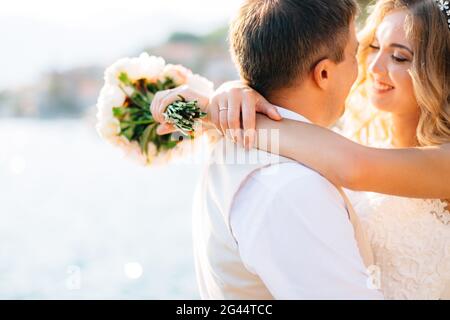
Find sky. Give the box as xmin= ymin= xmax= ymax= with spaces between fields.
xmin=0 ymin=0 xmax=244 ymax=90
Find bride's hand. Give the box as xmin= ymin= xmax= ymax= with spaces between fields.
xmin=150 ymin=84 xmax=210 ymax=135
xmin=209 ymin=81 xmax=282 ymax=149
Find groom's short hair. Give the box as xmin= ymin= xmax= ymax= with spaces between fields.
xmin=230 ymin=0 xmax=358 ymax=97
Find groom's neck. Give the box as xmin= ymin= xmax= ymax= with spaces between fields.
xmin=268 ymin=86 xmax=329 ymax=127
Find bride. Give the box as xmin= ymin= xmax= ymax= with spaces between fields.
xmin=152 ymin=0 xmax=450 ymax=299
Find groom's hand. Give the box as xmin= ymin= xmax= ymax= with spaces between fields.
xmin=150 ymin=85 xmax=210 ymax=135
xmin=209 ymin=81 xmax=282 ymax=149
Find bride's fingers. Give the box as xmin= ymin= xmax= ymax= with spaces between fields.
xmin=151 ymin=90 xmax=171 ymax=123
xmin=150 ymin=94 xmax=161 ymax=123
xmin=156 ymin=123 xmax=176 ymax=135
xmin=227 ymin=91 xmax=242 ymax=144
xmin=256 ymin=99 xmax=282 ymax=121
xmin=218 ymin=96 xmax=230 ymax=138
xmin=208 ymin=96 xmax=220 ymax=131
xmin=242 ymin=91 xmax=256 ymax=149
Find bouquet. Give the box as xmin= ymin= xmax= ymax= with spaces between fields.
xmin=96 ymin=53 xmax=214 ymax=165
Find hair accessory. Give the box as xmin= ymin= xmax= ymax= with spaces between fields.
xmin=435 ymin=0 xmax=450 ymax=30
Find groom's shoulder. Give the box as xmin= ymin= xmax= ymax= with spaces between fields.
xmin=254 ymin=162 xmax=341 ymax=200
xmin=232 ymin=162 xmax=346 ymax=227
xmin=254 ymin=162 xmax=327 ymax=187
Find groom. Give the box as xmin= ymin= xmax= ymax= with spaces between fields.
xmin=192 ymin=0 xmax=384 ymax=300
xmin=154 ymin=0 xmax=383 ymax=299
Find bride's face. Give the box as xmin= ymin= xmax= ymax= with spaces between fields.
xmin=366 ymin=9 xmax=419 ymax=116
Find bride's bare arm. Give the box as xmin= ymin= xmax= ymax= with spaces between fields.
xmin=149 ymin=82 xmax=450 ymax=199
xmin=254 ymin=114 xmax=450 ymax=199
xmin=209 ymin=81 xmax=450 ymax=199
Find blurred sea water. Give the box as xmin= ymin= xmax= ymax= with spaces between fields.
xmin=0 ymin=119 xmax=202 ymax=299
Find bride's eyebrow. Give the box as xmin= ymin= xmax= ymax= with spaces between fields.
xmin=390 ymin=43 xmax=413 ymax=55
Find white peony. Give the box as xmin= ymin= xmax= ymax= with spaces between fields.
xmin=150 ymin=149 xmax=173 ymax=167
xmin=110 ymin=135 xmax=130 ymax=148
xmin=96 ymin=84 xmax=127 ymax=140
xmin=136 ymin=53 xmax=166 ymax=81
xmin=104 ymin=57 xmax=132 ymax=86
xmin=186 ymin=74 xmax=214 ymax=97
xmin=161 ymin=64 xmax=192 ymax=85
xmin=124 ymin=141 xmax=148 ymax=166
xmin=104 ymin=53 xmax=166 ymax=85
xmin=97 ymin=84 xmax=127 ymax=111
xmin=96 ymin=118 xmax=121 ymax=140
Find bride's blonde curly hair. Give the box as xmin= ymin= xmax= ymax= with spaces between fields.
xmin=346 ymin=0 xmax=450 ymax=146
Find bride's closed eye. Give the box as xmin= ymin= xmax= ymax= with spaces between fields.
xmin=391 ymin=54 xmax=409 ymax=63
xmin=368 ymin=44 xmax=411 ymax=64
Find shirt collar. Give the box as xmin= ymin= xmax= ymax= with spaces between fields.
xmin=275 ymin=106 xmax=311 ymax=124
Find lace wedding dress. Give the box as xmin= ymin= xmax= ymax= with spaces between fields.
xmin=352 ymin=192 xmax=450 ymax=300
xmin=338 ymin=118 xmax=450 ymax=299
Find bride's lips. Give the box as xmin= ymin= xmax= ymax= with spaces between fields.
xmin=371 ymin=80 xmax=395 ymax=95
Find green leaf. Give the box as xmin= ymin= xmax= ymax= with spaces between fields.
xmin=113 ymin=106 xmax=127 ymax=118
xmin=164 ymin=140 xmax=178 ymax=149
xmin=139 ymin=125 xmax=154 ymax=155
xmin=130 ymin=92 xmax=150 ymax=109
xmin=122 ymin=125 xmax=135 ymax=140
xmin=147 ymin=83 xmax=159 ymax=94
xmin=118 ymin=72 xmax=132 ymax=86
xmin=163 ymin=77 xmax=176 ymax=89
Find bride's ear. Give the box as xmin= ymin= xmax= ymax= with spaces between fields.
xmin=312 ymin=59 xmax=334 ymax=90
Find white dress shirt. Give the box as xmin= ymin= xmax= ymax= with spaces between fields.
xmin=229 ymin=108 xmax=383 ymax=300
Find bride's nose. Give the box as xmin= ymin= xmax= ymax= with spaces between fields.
xmin=368 ymin=52 xmax=388 ymax=77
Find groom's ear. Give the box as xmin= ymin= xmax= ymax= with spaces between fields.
xmin=312 ymin=59 xmax=335 ymax=91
